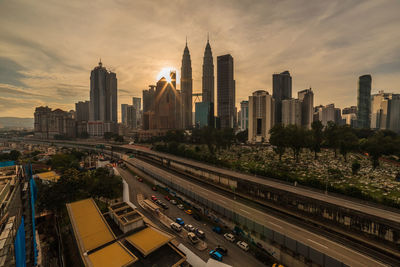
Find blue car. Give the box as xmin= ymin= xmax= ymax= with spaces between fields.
xmin=209 ymin=250 xmax=223 ymax=261
xmin=176 ymin=218 xmax=184 ymax=226
xmin=212 ymin=226 xmax=222 ymax=234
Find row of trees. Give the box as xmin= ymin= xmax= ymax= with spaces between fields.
xmin=269 ymin=121 xmax=400 ymax=168
xmin=0 ymin=150 xmax=21 ymax=161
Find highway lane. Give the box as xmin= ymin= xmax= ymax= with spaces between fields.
xmin=123 ymin=144 xmax=400 ymax=224
xmin=128 ymin=157 xmax=388 ymax=267
xmin=117 ymin=166 xmax=266 ymax=267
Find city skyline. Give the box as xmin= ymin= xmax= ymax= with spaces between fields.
xmin=1 ymin=0 xmax=400 ymax=119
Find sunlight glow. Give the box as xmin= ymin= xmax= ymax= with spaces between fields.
xmin=157 ymin=67 xmax=176 ymax=83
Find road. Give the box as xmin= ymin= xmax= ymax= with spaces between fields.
xmin=117 ymin=166 xmax=266 ymax=267
xmin=127 ymin=157 xmax=388 ymax=267
xmin=124 ymin=144 xmax=400 ymax=223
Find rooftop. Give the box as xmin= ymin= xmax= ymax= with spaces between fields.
xmin=125 ymin=227 xmax=173 ymax=256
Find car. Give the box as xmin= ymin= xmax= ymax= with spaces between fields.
xmin=195 ymin=228 xmax=205 ymax=239
xmin=151 ymin=195 xmax=157 ymax=201
xmin=176 ymin=218 xmax=184 ymax=226
xmin=138 ymin=178 xmax=143 ymax=182
xmin=177 ymin=204 xmax=184 ymax=210
xmin=187 ymin=232 xmax=200 ymax=244
xmin=236 ymin=241 xmax=249 ymax=251
xmin=152 ymin=186 xmax=157 ymax=191
xmin=215 ymin=245 xmax=228 ymax=256
xmin=170 ymin=222 xmax=182 ymax=232
xmin=224 ymin=233 xmax=235 ymax=242
xmin=184 ymin=224 xmax=195 ymax=232
xmin=161 ymin=203 xmax=169 ymax=209
xmin=209 ymin=250 xmax=223 ymax=261
xmin=170 ymin=200 xmax=177 ymax=205
xmin=164 ymin=195 xmax=170 ymax=201
xmin=185 ymin=209 xmax=193 ymax=215
xmin=193 ymin=214 xmax=201 ymax=221
xmin=156 ymin=200 xmax=162 ymax=205
xmin=212 ymin=226 xmax=222 ymax=234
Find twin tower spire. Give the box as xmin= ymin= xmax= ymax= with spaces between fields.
xmin=180 ymin=36 xmax=214 ymax=129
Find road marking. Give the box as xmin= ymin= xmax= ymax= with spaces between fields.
xmin=307 ymin=239 xmax=328 ymax=249
xmin=240 ymin=209 xmax=250 ymax=214
xmin=268 ymin=222 xmax=282 ymax=229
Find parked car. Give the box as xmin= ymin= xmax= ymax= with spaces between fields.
xmin=215 ymin=245 xmax=228 ymax=256
xmin=184 ymin=224 xmax=195 ymax=232
xmin=161 ymin=203 xmax=168 ymax=209
xmin=164 ymin=195 xmax=170 ymax=201
xmin=212 ymin=226 xmax=222 ymax=234
xmin=193 ymin=214 xmax=201 ymax=221
xmin=170 ymin=222 xmax=182 ymax=232
xmin=170 ymin=200 xmax=177 ymax=205
xmin=224 ymin=233 xmax=235 ymax=242
xmin=187 ymin=232 xmax=200 ymax=244
xmin=156 ymin=200 xmax=162 ymax=205
xmin=185 ymin=209 xmax=193 ymax=215
xmin=151 ymin=195 xmax=157 ymax=201
xmin=195 ymin=228 xmax=205 ymax=239
xmin=152 ymin=186 xmax=157 ymax=191
xmin=209 ymin=250 xmax=223 ymax=261
xmin=236 ymin=241 xmax=249 ymax=251
xmin=177 ymin=204 xmax=184 ymax=210
xmin=176 ymin=218 xmax=185 ymax=226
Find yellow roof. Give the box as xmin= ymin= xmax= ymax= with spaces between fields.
xmin=36 ymin=171 xmax=60 ymax=181
xmin=126 ymin=227 xmax=173 ymax=256
xmin=87 ymin=241 xmax=137 ymax=267
xmin=67 ymin=198 xmax=114 ymax=252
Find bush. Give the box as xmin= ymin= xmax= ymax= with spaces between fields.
xmin=351 ymin=160 xmax=361 ymax=175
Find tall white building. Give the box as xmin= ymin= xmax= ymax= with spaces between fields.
xmin=314 ymin=104 xmax=341 ymax=126
xmin=239 ymin=100 xmax=249 ymax=131
xmin=282 ymin=98 xmax=302 ymax=126
xmin=371 ymin=91 xmax=400 ymax=132
xmin=248 ymin=90 xmax=275 ymax=143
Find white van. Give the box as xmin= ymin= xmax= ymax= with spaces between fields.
xmin=170 ymin=222 xmax=182 ymax=232
xmin=236 ymin=241 xmax=249 ymax=251
xmin=224 ymin=233 xmax=235 ymax=242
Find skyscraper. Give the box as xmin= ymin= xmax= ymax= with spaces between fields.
xmin=298 ymin=88 xmax=314 ymax=129
xmin=75 ymin=101 xmax=90 ymax=122
xmin=248 ymin=90 xmax=275 ymax=142
xmin=371 ymin=91 xmax=400 ymax=132
xmin=143 ymin=85 xmax=155 ymax=113
xmin=202 ymin=37 xmax=214 ymax=105
xmin=272 ymin=71 xmax=292 ymax=124
xmin=217 ymin=54 xmax=235 ymax=128
xmin=121 ymin=104 xmax=128 ymax=125
xmin=132 ymin=97 xmax=141 ymax=110
xmin=356 ymin=74 xmax=372 ymax=128
xmin=181 ymin=40 xmax=193 ymax=129
xmin=89 ymin=60 xmax=117 ymax=124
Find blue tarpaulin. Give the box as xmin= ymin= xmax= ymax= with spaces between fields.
xmin=29 ymin=164 xmax=38 ymax=265
xmin=15 ymin=217 xmax=26 ymax=267
xmin=0 ymin=161 xmax=15 ymax=168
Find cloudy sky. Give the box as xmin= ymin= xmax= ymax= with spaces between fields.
xmin=0 ymin=0 xmax=399 ymax=119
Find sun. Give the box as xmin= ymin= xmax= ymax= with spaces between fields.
xmin=157 ymin=67 xmax=176 ymax=83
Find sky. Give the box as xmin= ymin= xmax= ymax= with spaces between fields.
xmin=0 ymin=0 xmax=399 ymax=119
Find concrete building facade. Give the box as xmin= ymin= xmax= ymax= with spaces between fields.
xmin=282 ymin=99 xmax=302 ymax=126
xmin=75 ymin=101 xmax=90 ymax=122
xmin=248 ymin=90 xmax=275 ymax=143
xmin=273 ymin=71 xmax=292 ymax=124
xmin=357 ymin=75 xmax=372 ymax=128
xmin=239 ymin=100 xmax=249 ymax=131
xmin=298 ymin=88 xmax=314 ymax=129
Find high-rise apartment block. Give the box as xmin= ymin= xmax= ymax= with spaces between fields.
xmin=298 ymin=88 xmax=314 ymax=129
xmin=181 ymin=42 xmax=193 ymax=129
xmin=126 ymin=105 xmax=137 ymax=129
xmin=342 ymin=106 xmax=357 ymax=127
xmin=314 ymin=104 xmax=342 ymax=126
xmin=217 ymin=54 xmax=235 ymax=128
xmin=371 ymin=91 xmax=400 ymax=132
xmin=75 ymin=101 xmax=90 ymax=122
xmin=121 ymin=104 xmax=128 ymax=125
xmin=272 ymin=71 xmax=292 ymax=124
xmin=195 ymin=102 xmax=214 ymax=128
xmin=34 ymin=106 xmax=76 ymax=139
xmin=282 ymin=98 xmax=302 ymax=126
xmin=248 ymin=90 xmax=275 ymax=142
xmin=239 ymin=100 xmax=249 ymax=131
xmin=89 ymin=60 xmax=118 ymax=124
xmin=356 ymin=75 xmax=371 ymax=128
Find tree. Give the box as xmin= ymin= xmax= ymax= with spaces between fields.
xmin=285 ymin=125 xmax=308 ymax=162
xmin=352 ymin=160 xmax=361 ymax=175
xmin=324 ymin=121 xmax=339 ymax=157
xmin=311 ymin=121 xmax=324 ymax=159
xmin=269 ymin=124 xmax=287 ymax=161
xmin=236 ymin=129 xmax=248 ymax=144
xmin=338 ymin=125 xmax=359 ymax=162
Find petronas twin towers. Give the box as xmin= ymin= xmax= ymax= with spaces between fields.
xmin=180 ymin=37 xmax=214 ymax=129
